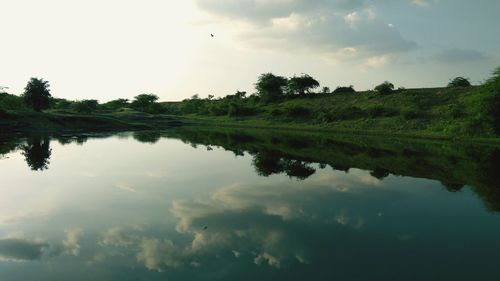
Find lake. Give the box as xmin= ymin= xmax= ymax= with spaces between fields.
xmin=1 ymin=128 xmax=499 ymax=280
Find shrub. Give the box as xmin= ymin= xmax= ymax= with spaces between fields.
xmin=401 ymin=107 xmax=421 ymax=120
xmin=374 ymin=81 xmax=395 ymax=95
xmin=366 ymin=106 xmax=398 ymax=118
xmin=284 ymin=106 xmax=311 ymax=118
xmin=448 ymin=77 xmax=471 ymax=88
xmin=329 ymin=106 xmax=366 ymax=121
xmin=228 ymin=103 xmax=256 ymax=117
xmin=333 ymin=86 xmax=356 ymax=94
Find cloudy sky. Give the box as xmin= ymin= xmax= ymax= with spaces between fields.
xmin=0 ymin=0 xmax=499 ymax=102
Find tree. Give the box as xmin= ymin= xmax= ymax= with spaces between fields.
xmin=374 ymin=81 xmax=394 ymax=95
xmin=448 ymin=77 xmax=471 ymax=88
xmin=73 ymin=99 xmax=99 ymax=114
xmin=22 ymin=78 xmax=51 ymax=111
xmin=255 ymin=73 xmax=288 ymax=103
xmin=286 ymin=74 xmax=320 ymax=96
xmin=102 ymin=98 xmax=129 ymax=110
xmin=131 ymin=94 xmax=159 ymax=112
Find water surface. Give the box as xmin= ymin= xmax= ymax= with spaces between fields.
xmin=0 ymin=129 xmax=499 ymax=280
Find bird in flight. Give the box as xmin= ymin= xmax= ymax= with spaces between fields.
xmin=210 ymin=34 xmax=214 ymax=38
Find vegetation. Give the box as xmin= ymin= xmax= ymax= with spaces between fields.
xmin=374 ymin=81 xmax=395 ymax=95
xmin=22 ymin=78 xmax=51 ymax=111
xmin=448 ymin=77 xmax=471 ymax=88
xmin=1 ymin=66 xmax=500 ymax=139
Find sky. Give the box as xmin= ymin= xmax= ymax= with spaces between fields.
xmin=0 ymin=0 xmax=499 ymax=102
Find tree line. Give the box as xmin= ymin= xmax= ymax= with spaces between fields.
xmin=0 ymin=70 xmax=484 ymax=117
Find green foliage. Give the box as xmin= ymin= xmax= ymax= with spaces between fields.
xmin=131 ymin=94 xmax=159 ymax=113
xmin=366 ymin=106 xmax=398 ymax=118
xmin=448 ymin=77 xmax=471 ymax=88
xmin=284 ymin=105 xmax=311 ymax=118
xmin=102 ymin=99 xmax=129 ymax=110
xmin=22 ymin=78 xmax=52 ymax=111
xmin=228 ymin=102 xmax=256 ymax=117
xmin=374 ymin=81 xmax=394 ymax=95
xmin=73 ymin=100 xmax=99 ymax=114
xmin=401 ymin=107 xmax=420 ymax=120
xmin=286 ymin=74 xmax=320 ymax=96
xmin=333 ymin=86 xmax=356 ymax=94
xmin=255 ymin=73 xmax=288 ymax=103
xmin=0 ymin=92 xmax=27 ymax=110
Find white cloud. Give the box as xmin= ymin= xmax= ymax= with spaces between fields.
xmin=411 ymin=0 xmax=430 ymax=7
xmin=197 ymin=0 xmax=417 ymax=62
xmin=63 ymin=228 xmax=83 ymax=256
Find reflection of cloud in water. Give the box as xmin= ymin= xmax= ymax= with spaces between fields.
xmin=100 ymin=227 xmax=136 ymax=247
xmin=124 ymin=174 xmax=405 ymax=272
xmin=63 ymin=229 xmax=83 ymax=256
xmin=113 ymin=183 xmax=137 ymax=193
xmin=0 ymin=229 xmax=83 ymax=261
xmin=0 ymin=238 xmax=48 ymax=261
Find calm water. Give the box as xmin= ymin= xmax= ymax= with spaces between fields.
xmin=0 ymin=129 xmax=500 ymax=280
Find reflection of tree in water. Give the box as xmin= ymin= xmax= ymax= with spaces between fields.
xmin=252 ymin=151 xmax=315 ymax=180
xmin=133 ymin=132 xmax=162 ymax=144
xmin=370 ymin=168 xmax=390 ymax=180
xmin=21 ymin=137 xmax=52 ymax=171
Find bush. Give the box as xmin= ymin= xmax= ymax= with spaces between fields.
xmin=227 ymin=103 xmax=256 ymax=117
xmin=329 ymin=106 xmax=366 ymax=121
xmin=401 ymin=107 xmax=421 ymax=120
xmin=284 ymin=106 xmax=311 ymax=118
xmin=366 ymin=106 xmax=398 ymax=118
xmin=448 ymin=77 xmax=471 ymax=88
xmin=333 ymin=86 xmax=356 ymax=94
xmin=374 ymin=81 xmax=395 ymax=95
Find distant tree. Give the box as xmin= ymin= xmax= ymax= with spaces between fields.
xmin=374 ymin=81 xmax=395 ymax=95
xmin=320 ymin=87 xmax=331 ymax=94
xmin=255 ymin=73 xmax=288 ymax=103
xmin=286 ymin=74 xmax=320 ymax=96
xmin=102 ymin=98 xmax=129 ymax=110
xmin=73 ymin=99 xmax=99 ymax=114
xmin=333 ymin=86 xmax=356 ymax=94
xmin=22 ymin=78 xmax=51 ymax=111
xmin=131 ymin=94 xmax=159 ymax=112
xmin=207 ymin=94 xmax=214 ymax=100
xmin=448 ymin=77 xmax=471 ymax=88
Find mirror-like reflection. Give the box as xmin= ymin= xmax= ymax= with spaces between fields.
xmin=0 ymin=128 xmax=500 ymax=280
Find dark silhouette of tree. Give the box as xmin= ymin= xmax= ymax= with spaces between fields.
xmin=102 ymin=98 xmax=129 ymax=110
xmin=131 ymin=94 xmax=159 ymax=112
xmin=441 ymin=182 xmax=465 ymax=192
xmin=448 ymin=77 xmax=471 ymax=88
xmin=286 ymin=74 xmax=320 ymax=96
xmin=252 ymin=151 xmax=284 ymax=176
xmin=22 ymin=78 xmax=51 ymax=111
xmin=333 ymin=86 xmax=356 ymax=94
xmin=255 ymin=73 xmax=288 ymax=103
xmin=370 ymin=168 xmax=390 ymax=180
xmin=283 ymin=160 xmax=315 ymax=180
xmin=133 ymin=131 xmax=162 ymax=144
xmin=374 ymin=81 xmax=394 ymax=95
xmin=21 ymin=137 xmax=52 ymax=171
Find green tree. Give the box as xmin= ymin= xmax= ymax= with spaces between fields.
xmin=131 ymin=94 xmax=159 ymax=112
xmin=448 ymin=77 xmax=471 ymax=88
xmin=73 ymin=99 xmax=99 ymax=114
xmin=22 ymin=78 xmax=51 ymax=111
xmin=374 ymin=81 xmax=394 ymax=95
xmin=102 ymin=98 xmax=129 ymax=110
xmin=255 ymin=73 xmax=288 ymax=103
xmin=286 ymin=74 xmax=320 ymax=96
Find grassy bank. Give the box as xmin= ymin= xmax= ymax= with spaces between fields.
xmin=169 ymin=84 xmax=499 ymax=143
xmin=0 ymin=110 xmax=183 ymax=134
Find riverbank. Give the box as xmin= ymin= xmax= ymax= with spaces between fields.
xmin=0 ymin=110 xmax=183 ymax=134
